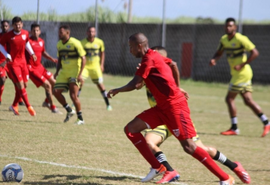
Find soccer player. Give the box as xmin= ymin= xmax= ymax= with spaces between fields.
xmin=26 ymin=23 xmax=59 ymax=113
xmin=107 ymin=33 xmax=234 ymax=185
xmin=53 ymin=25 xmax=86 ymax=125
xmin=80 ymin=26 xmax=112 ymax=111
xmin=142 ymin=46 xmax=250 ymax=184
xmin=209 ymin=17 xmax=270 ymax=137
xmin=0 ymin=20 xmax=10 ymax=105
xmin=0 ymin=16 xmax=36 ymax=116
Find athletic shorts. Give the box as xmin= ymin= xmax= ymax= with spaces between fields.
xmin=228 ymin=80 xmax=252 ymax=93
xmin=144 ymin=125 xmax=172 ymax=144
xmin=137 ymin=100 xmax=197 ymax=141
xmin=7 ymin=64 xmax=29 ymax=83
xmin=54 ymin=70 xmax=80 ymax=92
xmin=28 ymin=65 xmax=53 ymax=87
xmin=0 ymin=66 xmax=6 ymax=78
xmin=82 ymin=66 xmax=103 ymax=84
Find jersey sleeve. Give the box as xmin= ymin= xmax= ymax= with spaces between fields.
xmin=75 ymin=41 xmax=86 ymax=57
xmin=163 ymin=56 xmax=172 ymax=64
xmin=240 ymin=35 xmax=255 ymax=51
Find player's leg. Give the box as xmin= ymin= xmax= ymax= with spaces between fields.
xmin=240 ymin=91 xmax=270 ymax=137
xmin=53 ymin=75 xmax=75 ymax=122
xmin=221 ymin=90 xmax=239 ymax=135
xmin=125 ymin=108 xmax=167 ymax=178
xmin=69 ymin=79 xmax=84 ymax=125
xmin=0 ymin=67 xmax=6 ymax=104
xmin=196 ymin=139 xmax=250 ymax=183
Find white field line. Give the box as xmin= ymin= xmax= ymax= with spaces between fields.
xmin=0 ymin=154 xmax=188 ymax=185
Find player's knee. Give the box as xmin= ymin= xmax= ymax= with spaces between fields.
xmin=182 ymin=142 xmax=197 ymax=155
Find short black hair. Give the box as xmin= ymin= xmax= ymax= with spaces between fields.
xmin=31 ymin=23 xmax=40 ymax=30
xmin=1 ymin=20 xmax=9 ymax=25
xmin=12 ymin=16 xmax=22 ymax=24
xmin=59 ymin=24 xmax=70 ymax=31
xmin=87 ymin=26 xmax=95 ymax=31
xmin=225 ymin=17 xmax=236 ymax=24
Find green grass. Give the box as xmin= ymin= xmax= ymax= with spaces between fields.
xmin=0 ymin=72 xmax=270 ymax=185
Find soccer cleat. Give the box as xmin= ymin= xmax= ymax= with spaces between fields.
xmin=107 ymin=105 xmax=112 ymax=111
xmin=42 ymin=101 xmax=51 ymax=109
xmin=220 ymin=129 xmax=239 ymax=135
xmin=18 ymin=101 xmax=25 ymax=106
xmin=261 ymin=124 xmax=270 ymax=137
xmin=9 ymin=105 xmax=19 ymax=115
xmin=27 ymin=106 xmax=36 ymax=116
xmin=219 ymin=175 xmax=235 ymax=185
xmin=233 ymin=162 xmax=251 ymax=184
xmin=156 ymin=170 xmax=180 ymax=184
xmin=64 ymin=109 xmax=76 ymax=123
xmin=74 ymin=119 xmax=84 ymax=125
xmin=141 ymin=164 xmax=166 ymax=182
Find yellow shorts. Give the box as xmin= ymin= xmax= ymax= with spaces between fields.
xmin=144 ymin=125 xmax=200 ymax=144
xmin=54 ymin=70 xmax=80 ymax=92
xmin=229 ymin=79 xmax=253 ymax=93
xmin=82 ymin=66 xmax=103 ymax=84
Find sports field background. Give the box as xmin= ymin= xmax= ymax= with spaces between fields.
xmin=0 ymin=73 xmax=269 ymax=185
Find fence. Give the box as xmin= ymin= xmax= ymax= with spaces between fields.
xmin=21 ymin=21 xmax=270 ymax=84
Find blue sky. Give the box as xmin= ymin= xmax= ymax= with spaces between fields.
xmin=3 ymin=0 xmax=270 ymax=21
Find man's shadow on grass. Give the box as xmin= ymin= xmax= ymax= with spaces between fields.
xmin=12 ymin=174 xmax=140 ymax=185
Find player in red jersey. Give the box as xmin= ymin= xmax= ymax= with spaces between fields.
xmin=107 ymin=33 xmax=234 ymax=185
xmin=26 ymin=23 xmax=59 ymax=113
xmin=0 ymin=20 xmax=10 ymax=105
xmin=0 ymin=16 xmax=37 ymax=116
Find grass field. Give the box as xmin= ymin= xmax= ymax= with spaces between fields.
xmin=0 ymin=72 xmax=269 ymax=185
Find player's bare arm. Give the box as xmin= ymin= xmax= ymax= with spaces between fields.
xmin=77 ymin=56 xmax=86 ymax=83
xmin=107 ymin=75 xmax=144 ymax=98
xmin=100 ymin=51 xmax=105 ymax=72
xmin=234 ymin=48 xmax=259 ymax=71
xmin=168 ymin=61 xmax=180 ymax=87
xmin=210 ymin=50 xmax=223 ymax=66
xmin=54 ymin=58 xmax=62 ymax=78
xmin=42 ymin=51 xmax=58 ymax=63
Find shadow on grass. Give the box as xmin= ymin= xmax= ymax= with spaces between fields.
xmin=197 ymin=132 xmax=260 ymax=138
xmin=8 ymin=174 xmax=140 ymax=185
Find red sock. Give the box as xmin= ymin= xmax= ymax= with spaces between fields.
xmin=192 ymin=146 xmax=229 ymax=181
xmin=125 ymin=126 xmax=160 ymax=169
xmin=51 ymin=104 xmax=56 ymax=110
xmin=19 ymin=88 xmax=30 ymax=107
xmin=19 ymin=97 xmax=23 ymax=103
xmin=0 ymin=84 xmax=4 ymax=102
xmin=12 ymin=86 xmax=21 ymax=107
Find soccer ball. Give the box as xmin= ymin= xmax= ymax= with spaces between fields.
xmin=2 ymin=163 xmax=24 ymax=182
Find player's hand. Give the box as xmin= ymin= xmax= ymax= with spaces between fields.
xmin=209 ymin=59 xmax=216 ymax=66
xmin=52 ymin=58 xmax=58 ymax=63
xmin=77 ymin=74 xmax=83 ymax=83
xmin=234 ymin=63 xmax=244 ymax=71
xmin=107 ymin=89 xmax=119 ymax=98
xmin=180 ymin=88 xmax=189 ymax=100
xmin=101 ymin=65 xmax=104 ymax=72
xmin=32 ymin=54 xmax=37 ymax=62
xmin=54 ymin=73 xmax=58 ymax=79
xmin=6 ymin=54 xmax=12 ymax=62
xmin=136 ymin=63 xmax=141 ymax=69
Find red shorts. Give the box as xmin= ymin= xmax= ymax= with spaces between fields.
xmin=137 ymin=100 xmax=197 ymax=141
xmin=28 ymin=64 xmax=53 ymax=87
xmin=7 ymin=64 xmax=29 ymax=83
xmin=0 ymin=66 xmax=6 ymax=78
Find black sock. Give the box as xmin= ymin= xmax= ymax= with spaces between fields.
xmin=231 ymin=124 xmax=238 ymax=130
xmin=77 ymin=111 xmax=83 ymax=121
xmin=101 ymin=90 xmax=110 ymax=106
xmin=63 ymin=104 xmax=72 ymax=112
xmin=154 ymin=151 xmax=174 ymax=171
xmin=213 ymin=150 xmax=237 ymax=171
xmin=258 ymin=113 xmax=270 ymax=125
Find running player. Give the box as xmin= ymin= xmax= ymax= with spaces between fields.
xmin=26 ymin=23 xmax=59 ymax=113
xmin=107 ymin=33 xmax=234 ymax=185
xmin=53 ymin=25 xmax=86 ymax=125
xmin=142 ymin=46 xmax=250 ymax=184
xmin=0 ymin=16 xmax=36 ymax=116
xmin=209 ymin=17 xmax=270 ymax=137
xmin=80 ymin=26 xmax=112 ymax=111
xmin=0 ymin=20 xmax=10 ymax=105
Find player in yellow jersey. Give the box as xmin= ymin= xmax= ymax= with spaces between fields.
xmin=209 ymin=17 xmax=270 ymax=137
xmin=80 ymin=26 xmax=112 ymax=111
xmin=142 ymin=46 xmax=250 ymax=184
xmin=53 ymin=25 xmax=86 ymax=125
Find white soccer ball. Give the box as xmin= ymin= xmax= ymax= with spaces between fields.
xmin=2 ymin=163 xmax=24 ymax=182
